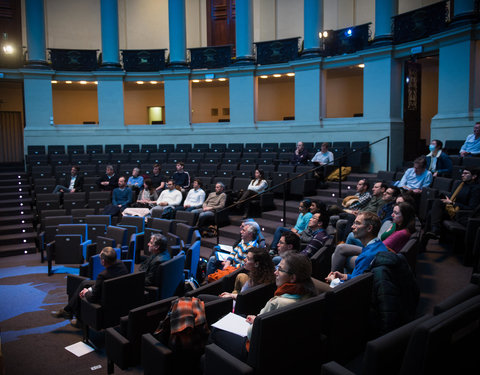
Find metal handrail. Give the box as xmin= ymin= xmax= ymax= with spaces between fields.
xmin=213 ymin=136 xmax=390 ymax=244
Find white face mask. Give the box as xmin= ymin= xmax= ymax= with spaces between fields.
xmin=429 ymin=144 xmax=436 ymax=152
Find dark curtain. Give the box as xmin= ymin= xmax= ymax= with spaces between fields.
xmin=0 ymin=111 xmax=23 ymax=163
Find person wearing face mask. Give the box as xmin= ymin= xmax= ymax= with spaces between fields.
xmin=426 ymin=139 xmax=452 ymax=177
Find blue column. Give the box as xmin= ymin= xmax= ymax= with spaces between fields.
xmin=100 ymin=0 xmax=121 ymax=69
xmin=25 ymin=0 xmax=47 ymax=67
xmin=235 ymin=0 xmax=254 ymax=64
xmin=168 ymin=0 xmax=187 ymax=68
xmin=302 ymin=0 xmax=323 ymax=57
xmin=373 ymin=0 xmax=397 ymax=45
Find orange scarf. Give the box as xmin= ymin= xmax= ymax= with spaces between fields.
xmin=274 ymin=282 xmax=306 ymax=296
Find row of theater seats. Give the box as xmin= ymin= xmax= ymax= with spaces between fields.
xmin=27 ymin=141 xmax=365 ymax=156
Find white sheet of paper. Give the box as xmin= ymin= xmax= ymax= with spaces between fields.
xmin=218 ymin=244 xmax=233 ymax=253
xmin=211 ymin=312 xmax=251 ymax=337
xmin=65 ymin=341 xmax=95 ymax=357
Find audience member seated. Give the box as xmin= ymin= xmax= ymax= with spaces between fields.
xmin=127 ymin=167 xmax=144 ymax=194
xmin=150 ymin=179 xmax=183 ymax=219
xmin=342 ymin=178 xmax=373 ymax=213
xmin=395 ymin=156 xmax=433 ymax=195
xmin=311 ymin=142 xmax=334 ymax=184
xmin=298 ymin=204 xmax=327 ymax=245
xmin=51 ymin=247 xmax=128 ymax=327
xmin=330 ymin=204 xmax=415 ymax=275
xmin=377 ymin=186 xmax=401 ymax=224
xmin=191 ymin=182 xmax=226 ymax=229
xmin=53 ymin=165 xmax=84 ymax=194
xmin=208 ymin=252 xmax=317 ymax=361
xmin=272 ymin=231 xmax=301 ymax=265
xmin=269 ymin=199 xmax=313 ymax=252
xmin=97 ymin=164 xmax=119 ymax=191
xmin=300 ymin=211 xmax=331 ymax=258
xmin=424 ymin=167 xmax=480 ymax=239
xmin=102 ymin=176 xmax=133 ymax=216
xmin=172 ymin=161 xmax=190 ymax=192
xmin=122 ymin=178 xmax=159 ymax=217
xmin=426 ymin=139 xmax=452 ymax=177
xmin=139 ymin=234 xmax=171 ymax=286
xmin=200 ymin=248 xmax=275 ymax=302
xmin=178 ymin=178 xmax=206 ymax=212
xmin=318 ymin=213 xmax=387 ymax=293
xmin=459 ymin=122 xmax=480 ymax=157
xmin=309 ymin=199 xmax=326 ymax=215
xmin=336 ymin=180 xmax=381 ymax=242
xmin=150 ymin=163 xmax=165 ymax=193
xmin=206 ymin=222 xmax=259 ymax=277
xmin=291 ymin=141 xmax=309 ymax=165
xmin=235 ymin=169 xmax=268 ymax=219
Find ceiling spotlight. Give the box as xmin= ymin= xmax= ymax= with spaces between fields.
xmin=192 ymin=79 xmax=200 ymax=83
xmin=286 ymin=73 xmax=295 ymax=77
xmin=218 ymin=78 xmax=227 ymax=81
xmin=205 ymin=79 xmax=213 ymax=82
xmin=51 ymin=80 xmax=58 ymax=84
xmin=273 ymin=74 xmax=281 ymax=78
xmin=150 ymin=81 xmax=158 ymax=84
xmin=136 ymin=81 xmax=144 ymax=85
xmin=260 ymin=75 xmax=268 ymax=79
xmin=65 ymin=81 xmax=72 ymax=84
xmin=358 ymin=64 xmax=365 ymax=68
xmin=80 ymin=81 xmax=87 ymax=84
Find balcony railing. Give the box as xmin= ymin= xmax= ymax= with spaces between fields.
xmin=121 ymin=49 xmax=166 ymax=72
xmin=189 ymin=45 xmax=233 ymax=69
xmin=255 ymin=37 xmax=300 ymax=65
xmin=393 ymin=1 xmax=450 ymax=44
xmin=49 ymin=49 xmax=98 ymax=71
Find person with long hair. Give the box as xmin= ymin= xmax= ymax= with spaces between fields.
xmin=135 ymin=178 xmax=158 ymax=207
xmin=236 ymin=169 xmax=268 ymax=219
xmin=201 ymin=248 xmax=275 ymax=302
xmin=208 ymin=252 xmax=316 ymax=360
xmin=330 ymin=203 xmax=416 ymax=273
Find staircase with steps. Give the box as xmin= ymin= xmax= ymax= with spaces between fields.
xmin=0 ymin=166 xmax=37 ymax=257
xmin=200 ymin=172 xmax=377 ymax=257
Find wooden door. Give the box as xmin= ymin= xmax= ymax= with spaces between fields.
xmin=207 ymin=0 xmax=236 ymax=49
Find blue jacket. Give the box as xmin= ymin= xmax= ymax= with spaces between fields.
xmin=426 ymin=152 xmax=452 ymax=176
xmin=112 ymin=187 xmax=133 ymax=209
xmin=347 ymin=239 xmax=388 ymax=280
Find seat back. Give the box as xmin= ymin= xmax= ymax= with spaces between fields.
xmin=86 ymin=214 xmax=111 ymax=226
xmin=153 ymin=254 xmax=186 ymax=300
xmin=105 ymin=225 xmax=128 ymax=247
xmin=184 ymin=239 xmax=201 ymax=279
xmin=54 ymin=234 xmax=84 ymax=264
xmin=150 ymin=218 xmax=174 ymax=234
xmin=175 ymin=223 xmax=194 ymax=246
xmin=87 ymin=224 xmax=107 ymax=243
xmin=248 ymin=293 xmax=327 ymax=373
xmin=310 ymin=238 xmax=335 ymax=280
xmin=235 ymin=282 xmax=276 ymax=316
xmin=174 ymin=210 xmax=198 ymax=226
xmin=101 ymin=271 xmax=146 ymax=328
xmin=123 ymin=296 xmax=177 ymax=362
xmin=57 ymin=224 xmax=88 ymax=241
xmin=400 ymin=295 xmax=480 ymax=374
xmin=119 ymin=215 xmax=145 ymax=232
xmin=323 ymin=272 xmax=374 ymax=363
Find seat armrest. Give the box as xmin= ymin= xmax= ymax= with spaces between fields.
xmin=320 ymin=361 xmax=356 ymax=375
xmin=204 ymin=298 xmax=234 ymax=327
xmin=204 ymin=343 xmax=253 ymax=375
xmin=81 ymin=300 xmax=103 ymax=331
xmin=105 ymin=326 xmax=131 ymax=371
xmin=141 ymin=333 xmax=173 ymax=375
xmin=67 ymin=274 xmax=90 ymax=297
